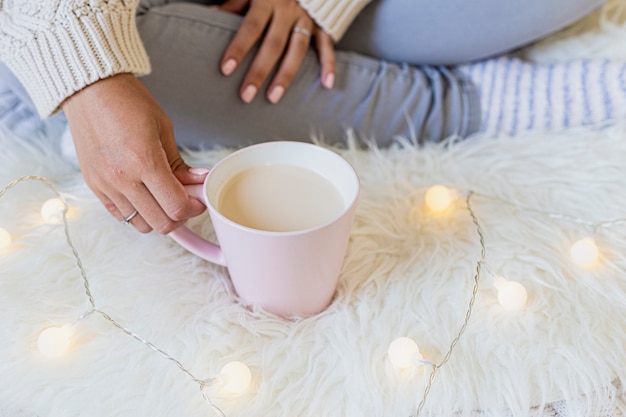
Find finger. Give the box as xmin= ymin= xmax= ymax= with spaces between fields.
xmin=93 ymin=124 xmax=201 ymax=234
xmin=267 ymin=20 xmax=314 ymax=104
xmin=146 ymin=130 xmax=207 ymax=223
xmin=239 ymin=14 xmax=294 ymax=103
xmin=159 ymin=125 xmax=208 ymax=215
xmin=119 ymin=207 xmax=148 ymax=231
xmin=91 ymin=131 xmax=194 ymax=235
xmin=220 ymin=2 xmax=272 ymax=77
xmin=123 ymin=180 xmax=187 ymax=234
xmin=315 ymin=29 xmax=336 ymax=89
xmin=96 ymin=189 xmax=153 ymax=233
xmin=158 ymin=128 xmax=209 ymax=187
xmin=218 ymin=0 xmax=249 ymax=14
xmin=97 ymin=160 xmax=191 ymax=234
xmin=175 ymin=166 xmax=210 ymax=186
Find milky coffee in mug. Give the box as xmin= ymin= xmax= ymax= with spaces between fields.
xmin=169 ymin=141 xmax=360 ymax=318
xmin=217 ymin=163 xmax=345 ymax=232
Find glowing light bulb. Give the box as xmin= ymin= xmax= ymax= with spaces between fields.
xmin=494 ymin=277 xmax=528 ymax=311
xmin=424 ymin=185 xmax=454 ymax=213
xmin=40 ymin=198 xmax=66 ymax=224
xmin=219 ymin=361 xmax=251 ymax=395
xmin=0 ymin=227 xmax=11 ymax=250
xmin=570 ymin=237 xmax=600 ymax=269
xmin=37 ymin=324 xmax=75 ymax=358
xmin=387 ymin=337 xmax=423 ymax=370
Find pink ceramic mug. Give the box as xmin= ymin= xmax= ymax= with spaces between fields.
xmin=169 ymin=141 xmax=360 ymax=317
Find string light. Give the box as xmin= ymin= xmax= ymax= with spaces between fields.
xmin=0 ymin=227 xmax=11 ymax=250
xmin=219 ymin=361 xmax=252 ymax=395
xmin=388 ymin=337 xmax=424 ymax=370
xmin=1 ymin=176 xmax=234 ymax=415
xmin=493 ymin=276 xmax=528 ymax=311
xmin=2 ymin=175 xmax=625 ymax=417
xmin=570 ymin=237 xmax=600 ymax=269
xmin=40 ymin=197 xmax=66 ymax=224
xmin=424 ymin=185 xmax=455 ymax=213
xmin=37 ymin=324 xmax=75 ymax=358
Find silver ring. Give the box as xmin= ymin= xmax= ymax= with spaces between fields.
xmin=293 ymin=26 xmax=312 ymax=38
xmin=121 ymin=209 xmax=138 ymax=225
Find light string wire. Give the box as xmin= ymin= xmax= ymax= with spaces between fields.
xmin=0 ymin=176 xmax=225 ymax=417
xmin=412 ymin=189 xmax=626 ymax=416
xmin=412 ymin=191 xmax=486 ymax=417
xmin=0 ymin=175 xmax=95 ymax=308
xmin=471 ymin=191 xmax=626 ymax=232
xmin=1 ymin=176 xmax=624 ymax=416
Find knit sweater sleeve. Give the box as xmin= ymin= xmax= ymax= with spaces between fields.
xmin=296 ymin=0 xmax=372 ymax=41
xmin=0 ymin=0 xmax=151 ymax=118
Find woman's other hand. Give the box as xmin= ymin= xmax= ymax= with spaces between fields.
xmin=62 ymin=74 xmax=208 ymax=233
xmin=218 ymin=0 xmax=336 ymax=104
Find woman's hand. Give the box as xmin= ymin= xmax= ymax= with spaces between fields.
xmin=62 ymin=74 xmax=208 ymax=233
xmin=218 ymin=0 xmax=335 ymax=104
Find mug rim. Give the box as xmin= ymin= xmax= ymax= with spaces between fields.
xmin=203 ymin=141 xmax=360 ymax=236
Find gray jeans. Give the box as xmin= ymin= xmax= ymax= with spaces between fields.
xmin=0 ymin=0 xmax=604 ymax=148
xmin=136 ymin=0 xmax=603 ymax=148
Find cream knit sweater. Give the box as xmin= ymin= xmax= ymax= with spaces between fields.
xmin=0 ymin=0 xmax=371 ymax=119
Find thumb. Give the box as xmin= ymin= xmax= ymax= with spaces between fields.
xmin=169 ymin=156 xmax=208 ymax=216
xmin=160 ymin=125 xmax=209 ymax=186
xmin=175 ymin=165 xmax=210 ymax=186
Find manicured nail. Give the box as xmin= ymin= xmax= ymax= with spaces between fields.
xmin=189 ymin=167 xmax=210 ymax=175
xmin=221 ymin=58 xmax=237 ymax=76
xmin=241 ymin=85 xmax=257 ymax=103
xmin=268 ymin=85 xmax=285 ymax=104
xmin=323 ymin=73 xmax=334 ymax=89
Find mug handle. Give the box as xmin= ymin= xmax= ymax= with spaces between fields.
xmin=168 ymin=184 xmax=227 ymax=266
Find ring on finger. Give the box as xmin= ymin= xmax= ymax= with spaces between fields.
xmin=121 ymin=209 xmax=138 ymax=225
xmin=293 ymin=26 xmax=312 ymax=38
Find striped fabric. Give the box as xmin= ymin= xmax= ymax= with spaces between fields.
xmin=458 ymin=56 xmax=626 ymax=136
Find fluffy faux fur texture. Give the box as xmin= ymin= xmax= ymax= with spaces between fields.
xmin=522 ymin=0 xmax=626 ymax=62
xmin=2 ymin=121 xmax=626 ymax=417
xmin=1 ymin=1 xmax=626 ymax=416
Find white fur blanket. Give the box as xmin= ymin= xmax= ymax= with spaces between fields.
xmin=1 ymin=2 xmax=626 ymax=417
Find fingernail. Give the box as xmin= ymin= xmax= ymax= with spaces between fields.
xmin=221 ymin=58 xmax=237 ymax=76
xmin=189 ymin=167 xmax=210 ymax=175
xmin=323 ymin=73 xmax=334 ymax=89
xmin=268 ymin=85 xmax=284 ymax=104
xmin=241 ymin=85 xmax=257 ymax=103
